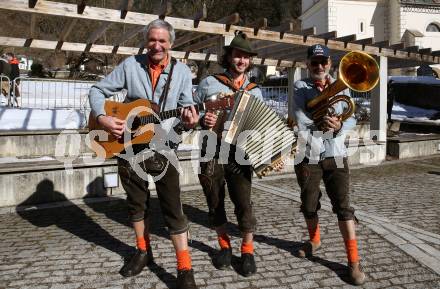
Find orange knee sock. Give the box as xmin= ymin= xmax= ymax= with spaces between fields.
xmin=176 ymin=249 xmax=192 ymax=271
xmin=136 ymin=235 xmax=150 ymax=251
xmin=241 ymin=241 xmax=254 ymax=255
xmin=344 ymin=239 xmax=359 ymax=263
xmin=218 ymin=233 xmax=231 ymax=249
xmin=308 ymin=224 xmax=321 ymax=244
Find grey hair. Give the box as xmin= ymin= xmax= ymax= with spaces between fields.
xmin=143 ymin=19 xmax=175 ymax=44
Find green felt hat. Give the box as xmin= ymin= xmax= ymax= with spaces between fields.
xmin=224 ymin=32 xmax=257 ymax=56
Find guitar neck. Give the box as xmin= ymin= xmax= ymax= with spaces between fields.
xmin=140 ymin=103 xmax=205 ymax=124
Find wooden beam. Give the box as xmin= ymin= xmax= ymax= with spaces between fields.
xmin=404 ymin=45 xmax=419 ymax=53
xmin=29 ymin=0 xmax=37 ymax=8
xmin=174 ymin=13 xmax=240 ymax=49
xmin=388 ymin=43 xmax=405 ymax=50
xmin=258 ymin=44 xmax=295 ymax=58
xmin=1 ymin=0 xmax=438 ymax=64
xmin=156 ymin=0 xmax=172 ymax=20
xmin=30 ymin=14 xmax=37 ymax=39
xmin=24 ymin=38 xmax=33 ymax=47
xmin=352 ymin=37 xmax=373 ymax=45
xmin=217 ymin=12 xmax=240 ymax=32
xmin=114 ymin=26 xmax=143 ymax=46
xmin=58 ymin=18 xmax=77 ymax=42
xmin=314 ymin=31 xmax=337 ymax=45
xmin=301 ymin=27 xmax=316 ymax=36
xmin=173 ymin=32 xmax=204 ymax=49
xmin=0 ymin=35 xmax=303 ymax=68
xmin=252 ymin=18 xmax=268 ymax=35
xmin=182 ymin=35 xmax=220 ymax=52
xmin=276 ymin=21 xmax=295 ymax=39
xmin=56 ymin=18 xmax=78 ymax=51
xmin=315 ymin=31 xmax=337 ymax=39
xmin=335 ymin=34 xmax=356 ymax=43
xmin=277 ymin=48 xmax=308 ymax=60
xmin=77 ymin=0 xmax=87 ymax=14
xmin=119 ymin=0 xmax=133 ymax=19
xmin=419 ymin=48 xmax=431 ymax=55
xmin=217 ymin=12 xmax=240 ymax=25
xmin=432 ymin=50 xmax=440 ymax=57
xmin=87 ymin=22 xmax=113 ymax=44
xmin=371 ymin=40 xmax=389 ymax=48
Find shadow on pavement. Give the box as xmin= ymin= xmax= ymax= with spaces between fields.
xmin=16 ymin=179 xmax=134 ymax=261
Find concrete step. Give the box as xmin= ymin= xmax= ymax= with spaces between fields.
xmin=390 ymin=120 xmax=440 ymax=134
xmin=387 ymin=133 xmax=440 ymax=159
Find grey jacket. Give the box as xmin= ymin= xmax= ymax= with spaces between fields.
xmin=293 ymin=76 xmax=356 ymax=161
xmin=89 ymin=54 xmax=194 ymax=117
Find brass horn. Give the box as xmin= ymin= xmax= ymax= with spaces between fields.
xmin=307 ymin=51 xmax=380 ymax=129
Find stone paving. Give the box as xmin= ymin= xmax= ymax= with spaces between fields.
xmin=1 ymin=156 xmax=440 ymax=289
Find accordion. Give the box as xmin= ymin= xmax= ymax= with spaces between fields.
xmin=222 ymin=91 xmax=296 ymax=177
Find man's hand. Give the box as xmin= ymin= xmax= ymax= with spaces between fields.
xmin=203 ymin=111 xmax=218 ymax=129
xmin=97 ymin=115 xmax=125 ymax=139
xmin=181 ymin=105 xmax=199 ymax=129
xmin=322 ymin=115 xmax=342 ymax=133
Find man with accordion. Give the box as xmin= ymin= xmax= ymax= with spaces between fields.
xmin=194 ymin=32 xmax=262 ymax=277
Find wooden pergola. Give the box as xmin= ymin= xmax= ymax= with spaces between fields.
xmin=0 ymin=0 xmax=439 ymax=70
xmin=1 ymin=0 xmax=439 ymax=145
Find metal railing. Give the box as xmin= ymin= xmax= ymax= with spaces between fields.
xmin=261 ymin=86 xmax=288 ymax=118
xmin=11 ymin=77 xmax=95 ymax=110
xmin=0 ymin=75 xmax=11 ymax=106
xmin=2 ymin=78 xmax=372 ymax=121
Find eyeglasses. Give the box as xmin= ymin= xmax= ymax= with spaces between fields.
xmin=310 ymin=59 xmax=329 ymax=66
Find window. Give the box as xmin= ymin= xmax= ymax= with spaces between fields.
xmin=427 ymin=23 xmax=440 ymax=32
xmin=360 ymin=22 xmax=364 ymax=33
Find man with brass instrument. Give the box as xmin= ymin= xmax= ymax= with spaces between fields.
xmin=194 ymin=32 xmax=262 ymax=276
xmin=292 ymin=44 xmax=365 ymax=285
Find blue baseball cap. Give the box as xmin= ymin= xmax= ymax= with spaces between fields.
xmin=307 ymin=44 xmax=330 ymax=58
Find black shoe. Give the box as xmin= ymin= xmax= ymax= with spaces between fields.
xmin=240 ymin=253 xmax=256 ymax=277
xmin=176 ymin=269 xmax=198 ymax=289
xmin=120 ymin=248 xmax=153 ymax=277
xmin=213 ymin=248 xmax=232 ymax=269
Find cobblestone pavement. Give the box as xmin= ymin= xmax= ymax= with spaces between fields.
xmin=1 ymin=156 xmax=440 ymax=289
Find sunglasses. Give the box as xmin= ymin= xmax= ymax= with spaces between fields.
xmin=310 ymin=59 xmax=329 ymax=66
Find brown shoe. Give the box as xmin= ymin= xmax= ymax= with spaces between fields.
xmin=348 ymin=262 xmax=366 ymax=285
xmin=297 ymin=241 xmax=321 ymax=258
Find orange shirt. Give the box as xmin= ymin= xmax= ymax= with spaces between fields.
xmin=148 ymin=55 xmax=169 ymax=92
xmin=233 ymin=75 xmax=245 ymax=90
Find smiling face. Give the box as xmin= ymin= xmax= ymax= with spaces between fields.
xmin=228 ymin=48 xmax=251 ymax=75
xmin=307 ymin=56 xmax=332 ymax=81
xmin=146 ymin=27 xmax=171 ymax=64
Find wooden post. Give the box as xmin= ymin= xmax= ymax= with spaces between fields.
xmin=287 ymin=67 xmax=307 ymax=127
xmin=370 ymin=56 xmax=388 ymax=143
xmin=217 ymin=35 xmax=234 ymax=59
xmin=29 ymin=0 xmax=37 ymax=8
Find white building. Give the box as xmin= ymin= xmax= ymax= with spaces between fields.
xmin=300 ymin=0 xmax=440 ymax=53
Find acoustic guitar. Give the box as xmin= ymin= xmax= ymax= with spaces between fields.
xmin=88 ymin=97 xmax=234 ymax=158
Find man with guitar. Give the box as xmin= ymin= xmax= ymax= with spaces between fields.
xmin=194 ymin=32 xmax=262 ymax=277
xmin=89 ymin=19 xmax=198 ymax=289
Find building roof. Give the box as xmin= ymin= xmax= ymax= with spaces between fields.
xmin=400 ymin=0 xmax=440 ymax=6
xmin=405 ymin=29 xmax=425 ymax=37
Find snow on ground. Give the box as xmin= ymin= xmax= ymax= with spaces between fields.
xmin=0 ymin=156 xmax=55 ymax=164
xmin=0 ymin=79 xmax=439 ymax=130
xmin=0 ymin=107 xmax=86 ymax=130
xmin=391 ymin=101 xmax=440 ymax=124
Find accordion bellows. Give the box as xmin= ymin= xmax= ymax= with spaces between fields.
xmin=223 ymin=91 xmax=296 ymax=177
